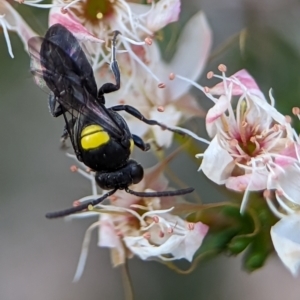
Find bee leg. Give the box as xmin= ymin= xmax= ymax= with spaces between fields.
xmin=97 ymin=31 xmax=121 ymax=98
xmin=60 ymin=118 xmax=77 ymax=143
xmin=111 ymin=105 xmax=185 ymax=136
xmin=132 ymin=134 xmax=150 ymax=151
xmin=48 ymin=94 xmax=64 ymax=117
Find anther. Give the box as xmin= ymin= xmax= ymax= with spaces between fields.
xmin=285 ymin=115 xmax=292 ymax=123
xmin=230 ymin=139 xmax=238 ymax=146
xmin=292 ymin=107 xmax=300 ymax=115
xmin=144 ymin=37 xmax=152 ymax=45
xmin=187 ymin=223 xmax=195 ymax=230
xmin=70 ymin=165 xmax=78 ymax=172
xmin=157 ymin=106 xmax=165 ymax=112
xmin=238 ymin=183 xmax=247 ymax=191
xmin=61 ymin=7 xmax=68 ymax=14
xmin=204 ymin=86 xmax=210 ymax=93
xmin=158 ymin=83 xmax=166 ymax=89
xmin=169 ymin=73 xmax=175 ymax=80
xmin=152 ymin=216 xmax=159 ymax=223
xmin=73 ymin=200 xmax=81 ymax=207
xmin=167 ymin=227 xmax=173 ymax=234
xmin=276 ymin=189 xmax=284 ymax=196
xmin=242 ymin=121 xmax=248 ymax=128
xmin=218 ymin=64 xmax=227 ymax=72
xmin=159 ymin=230 xmax=165 ymax=238
xmin=143 ymin=232 xmax=151 ymax=239
xmin=207 ymin=71 xmax=214 ymax=79
xmin=263 ymin=189 xmax=271 ymax=199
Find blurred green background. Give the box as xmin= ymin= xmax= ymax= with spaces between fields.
xmin=1 ymin=0 xmax=300 ymax=299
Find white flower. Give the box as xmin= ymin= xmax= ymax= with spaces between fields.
xmin=270 ymin=214 xmax=300 ymax=276
xmin=64 ymin=154 xmax=208 ymax=281
xmin=169 ymin=66 xmax=294 ymax=211
xmin=0 ymin=0 xmax=37 ymax=57
xmin=49 ymin=0 xmax=181 ymax=79
xmin=97 ymin=11 xmax=212 ymax=147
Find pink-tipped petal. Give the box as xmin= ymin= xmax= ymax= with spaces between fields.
xmin=49 ymin=8 xmax=104 ymax=43
xmin=210 ymin=69 xmax=264 ymax=99
xmin=206 ymin=95 xmax=230 ymax=137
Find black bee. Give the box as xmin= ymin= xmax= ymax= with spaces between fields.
xmin=28 ymin=24 xmax=193 ymax=218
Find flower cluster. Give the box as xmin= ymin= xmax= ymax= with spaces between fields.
xmin=65 ymin=154 xmax=208 ymax=281
xmin=171 ymin=65 xmax=300 ymax=276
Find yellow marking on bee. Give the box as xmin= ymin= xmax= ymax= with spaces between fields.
xmin=80 ymin=125 xmax=110 ymax=150
xmin=130 ymin=138 xmax=134 ymax=152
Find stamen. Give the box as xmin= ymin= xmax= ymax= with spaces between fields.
xmin=169 ymin=73 xmax=175 ymax=80
xmin=152 ymin=216 xmax=159 ymax=223
xmin=207 ymin=71 xmax=214 ymax=79
xmin=143 ymin=232 xmax=151 ymax=239
xmin=0 ymin=16 xmax=14 ymax=58
xmin=158 ymin=83 xmax=166 ymax=89
xmin=70 ymin=165 xmax=78 ymax=172
xmin=119 ymin=35 xmax=146 ymax=46
xmin=144 ymin=37 xmax=152 ymax=45
xmin=157 ymin=106 xmax=165 ymax=112
xmin=218 ymin=64 xmax=227 ymax=72
xmin=187 ymin=223 xmax=195 ymax=230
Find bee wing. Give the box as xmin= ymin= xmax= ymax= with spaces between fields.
xmin=28 ymin=24 xmax=124 ymax=139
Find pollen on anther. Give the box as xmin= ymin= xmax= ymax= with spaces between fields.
xmin=207 ymin=71 xmax=214 ymax=79
xmin=218 ymin=64 xmax=227 ymax=72
xmin=159 ymin=230 xmax=165 ymax=238
xmin=96 ymin=12 xmax=103 ymax=19
xmin=70 ymin=165 xmax=78 ymax=172
xmin=169 ymin=73 xmax=175 ymax=80
xmin=145 ymin=37 xmax=152 ymax=45
xmin=158 ymin=83 xmax=166 ymax=89
xmin=157 ymin=106 xmax=164 ymax=112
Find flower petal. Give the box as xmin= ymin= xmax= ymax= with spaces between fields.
xmin=49 ymin=8 xmax=104 ymax=43
xmin=271 ymin=215 xmax=300 ymax=276
xmin=166 ymin=11 xmax=212 ymax=100
xmin=210 ymin=69 xmax=265 ymax=99
xmin=276 ymin=165 xmax=300 ymax=205
xmin=225 ymin=171 xmax=268 ymax=192
xmin=146 ymin=0 xmax=181 ymax=32
xmin=0 ymin=1 xmax=36 ymax=53
xmin=149 ymin=105 xmax=182 ymax=147
xmin=205 ymin=95 xmax=230 ymax=137
xmin=201 ymin=137 xmax=235 ymax=185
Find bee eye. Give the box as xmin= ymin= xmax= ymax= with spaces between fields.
xmin=130 ymin=162 xmax=143 ymax=184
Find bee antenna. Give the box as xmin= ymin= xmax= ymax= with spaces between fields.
xmin=125 ymin=187 xmax=194 ymax=198
xmin=45 ymin=189 xmax=117 ymax=219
